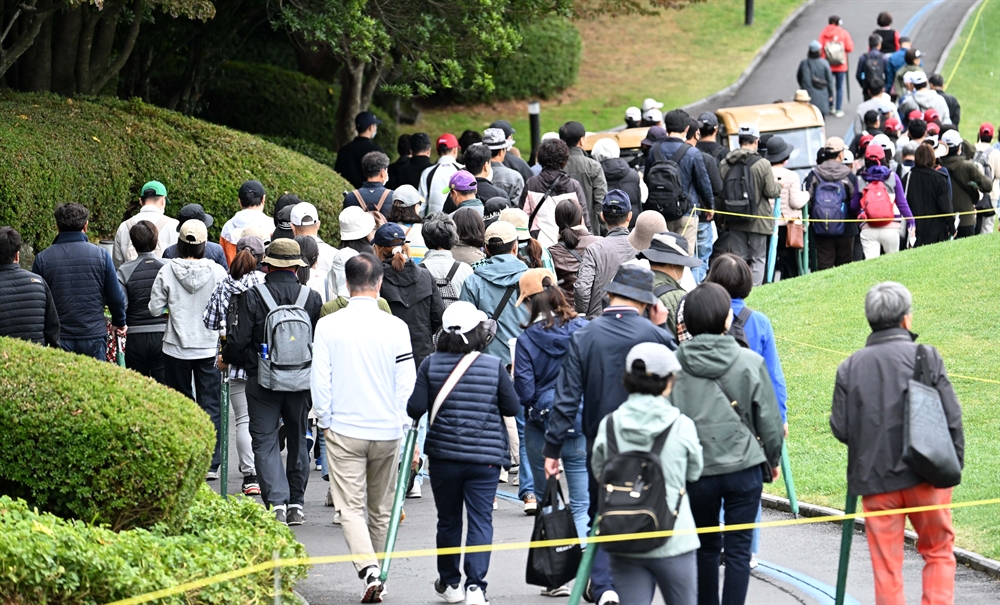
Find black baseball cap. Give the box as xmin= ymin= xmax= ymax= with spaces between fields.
xmin=490 ymin=120 xmax=516 ymax=139
xmin=238 ymin=180 xmax=265 ymax=207
xmin=355 ymin=111 xmax=383 ymax=131
xmin=272 ymin=205 xmax=294 ymax=241
xmin=175 ymin=203 xmax=214 ymax=230
xmin=697 ymin=112 xmax=719 ymax=128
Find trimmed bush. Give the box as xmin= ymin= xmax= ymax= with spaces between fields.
xmin=0 ymin=485 xmax=308 ymax=604
xmin=0 ymin=92 xmax=351 ymax=250
xmin=0 ymin=336 xmax=214 ymax=531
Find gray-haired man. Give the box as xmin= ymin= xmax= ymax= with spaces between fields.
xmin=344 ymin=151 xmax=394 ymax=213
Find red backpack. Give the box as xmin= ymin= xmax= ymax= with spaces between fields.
xmin=859 ymin=181 xmax=895 ymax=228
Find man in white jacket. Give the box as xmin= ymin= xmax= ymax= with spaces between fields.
xmin=311 ymin=252 xmax=416 ymax=603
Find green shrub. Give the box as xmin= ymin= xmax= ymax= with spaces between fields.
xmin=0 ymin=92 xmax=351 ymax=250
xmin=0 ymin=485 xmax=308 ymax=604
xmin=0 ymin=336 xmax=214 ymax=531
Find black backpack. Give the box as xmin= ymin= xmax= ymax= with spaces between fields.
xmin=720 ymin=155 xmax=762 ymax=225
xmin=646 ymin=143 xmax=692 ymax=221
xmin=859 ymin=52 xmax=885 ymax=85
xmin=727 ymin=306 xmax=753 ymax=349
xmin=421 ymin=261 xmax=461 ymax=308
xmin=596 ymin=415 xmax=684 ymax=554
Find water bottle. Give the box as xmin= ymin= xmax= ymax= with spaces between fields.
xmin=260 ymin=343 xmax=269 ymax=360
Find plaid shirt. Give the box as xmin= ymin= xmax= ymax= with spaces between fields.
xmin=674 ymin=297 xmax=692 ymax=342
xmin=202 ymin=271 xmax=265 ymax=380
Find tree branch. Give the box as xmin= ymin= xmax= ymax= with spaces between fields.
xmin=0 ymin=5 xmax=59 ymax=78
xmin=89 ymin=0 xmax=143 ymax=94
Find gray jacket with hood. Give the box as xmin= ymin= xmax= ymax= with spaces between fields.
xmin=804 ymin=159 xmax=860 ymax=237
xmin=148 ymin=258 xmax=227 ymax=359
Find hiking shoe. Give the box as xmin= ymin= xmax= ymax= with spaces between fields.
xmin=407 ymin=483 xmax=422 ymax=498
xmin=523 ymin=494 xmax=538 ymax=516
xmin=306 ymin=430 xmax=315 ymax=456
xmin=287 ymin=506 xmax=304 ymax=526
xmin=464 ymin=585 xmax=488 ymax=605
xmin=541 ymin=585 xmax=571 ymax=597
xmin=407 ymin=458 xmax=423 ymax=495
xmin=361 ymin=566 xmax=384 ymax=603
xmin=206 ymin=467 xmax=219 ymax=481
xmin=274 ymin=507 xmax=287 ymax=525
xmin=597 ymin=590 xmax=619 ymax=605
xmin=242 ymin=475 xmax=261 ymax=496
xmin=434 ymin=579 xmax=464 ymax=603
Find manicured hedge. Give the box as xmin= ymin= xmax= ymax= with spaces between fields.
xmin=0 ymin=92 xmax=351 ymax=250
xmin=0 ymin=485 xmax=308 ymax=604
xmin=0 ymin=336 xmax=214 ymax=531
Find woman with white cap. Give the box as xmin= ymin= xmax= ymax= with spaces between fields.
xmin=591 ymin=341 xmax=703 ymax=605
xmin=388 ymin=184 xmax=427 ymax=262
xmin=407 ymin=301 xmax=520 ymax=605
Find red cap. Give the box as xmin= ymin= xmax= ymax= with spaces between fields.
xmin=980 ymin=122 xmax=996 ymax=138
xmin=865 ymin=142 xmax=885 ymax=161
xmin=436 ymin=133 xmax=459 ymax=149
xmin=926 ymin=122 xmax=941 ymax=135
xmin=859 ymin=133 xmax=875 ymax=150
xmin=923 ymin=108 xmax=941 ymax=123
xmin=884 ymin=117 xmax=902 ymax=133
xmin=907 ymin=109 xmax=924 ymax=122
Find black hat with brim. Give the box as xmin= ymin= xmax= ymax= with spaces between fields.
xmin=640 ymin=232 xmax=703 ymax=268
xmin=764 ymin=136 xmax=793 ymax=163
xmin=604 ymin=265 xmax=658 ymax=306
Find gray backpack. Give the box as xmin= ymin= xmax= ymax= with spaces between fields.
xmin=255 ymin=283 xmax=313 ymax=392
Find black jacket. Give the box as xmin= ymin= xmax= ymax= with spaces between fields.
xmin=474 ymin=177 xmax=510 ymax=205
xmin=0 ymin=263 xmax=60 ymax=346
xmin=543 ymin=307 xmax=675 ymax=458
xmin=343 ymin=181 xmax=394 ymax=213
xmin=222 ymin=270 xmax=323 ymax=378
xmin=335 ymin=136 xmax=385 ymax=188
xmin=386 ymin=156 xmax=411 ymax=189
xmin=504 ymin=154 xmax=534 ymax=182
xmin=902 ymin=166 xmax=953 ymax=245
xmin=601 ymin=158 xmax=642 ymax=228
xmin=400 ymin=155 xmax=433 ymax=189
xmin=407 ymin=352 xmax=520 ymax=467
xmin=831 ymin=328 xmax=964 ymax=496
xmin=696 ymin=140 xmax=729 ymax=167
xmin=379 ymin=260 xmax=444 ymax=368
xmin=935 ymin=90 xmax=961 ymax=126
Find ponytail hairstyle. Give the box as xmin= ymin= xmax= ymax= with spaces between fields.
xmin=555 ymin=198 xmax=585 ymax=249
xmin=294 ymin=235 xmax=320 ymax=284
xmin=522 ymin=274 xmax=577 ymax=329
xmin=518 ymin=239 xmax=545 ymax=269
xmin=374 ymin=239 xmax=410 ymax=272
xmin=230 ymin=248 xmax=259 ymax=280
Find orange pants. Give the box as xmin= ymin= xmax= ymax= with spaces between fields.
xmin=862 ymin=484 xmax=956 ymax=605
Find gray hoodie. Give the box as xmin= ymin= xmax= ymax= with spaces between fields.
xmin=148 ymin=258 xmax=227 ymax=359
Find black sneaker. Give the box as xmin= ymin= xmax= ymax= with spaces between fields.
xmin=274 ymin=507 xmax=287 ymax=525
xmin=242 ymin=475 xmax=261 ymax=496
xmin=360 ymin=566 xmax=383 ymax=603
xmin=286 ymin=506 xmax=304 ymax=526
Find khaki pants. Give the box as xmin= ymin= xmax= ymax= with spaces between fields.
xmin=326 ymin=431 xmax=401 ymax=572
xmin=666 ymin=215 xmax=699 ymax=259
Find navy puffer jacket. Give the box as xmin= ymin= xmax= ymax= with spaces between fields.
xmin=408 ymin=351 xmax=521 ymax=467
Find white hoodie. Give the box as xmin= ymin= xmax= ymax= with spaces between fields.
xmin=148 ymin=258 xmax=227 ymax=359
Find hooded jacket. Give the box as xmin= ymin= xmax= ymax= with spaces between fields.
xmin=565 ymin=147 xmax=609 ymax=233
xmin=514 ymin=317 xmax=589 ymax=433
xmin=458 ymin=254 xmax=529 ymax=366
xmin=720 ymin=148 xmax=783 ymax=235
xmin=851 ymin=165 xmax=915 ymax=229
xmin=520 ymin=168 xmax=591 ymax=231
xmin=379 ymin=260 xmax=444 ymax=368
xmin=148 ymin=258 xmax=227 ymax=359
xmin=898 ymin=88 xmax=951 ymax=125
xmin=592 ymin=394 xmax=703 ymax=559
xmin=940 ymin=153 xmax=993 ymax=227
xmin=601 ymin=158 xmax=642 ymax=228
xmin=804 ymin=160 xmax=860 ymax=237
xmin=902 ymin=166 xmax=954 ymax=245
xmin=797 ymin=56 xmax=835 ymax=115
xmin=669 ymin=334 xmax=784 ymax=476
xmin=543 ymin=307 xmax=675 ymax=458
xmin=219 ymin=209 xmax=275 ymax=265
xmin=574 ymin=227 xmax=636 ymax=319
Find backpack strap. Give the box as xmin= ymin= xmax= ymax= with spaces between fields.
xmin=735 ymin=306 xmax=752 ymax=328
xmin=423 ymin=163 xmax=443 ymax=195
xmin=670 ymin=143 xmax=691 ymax=165
xmin=254 ymin=283 xmax=279 ymax=313
xmin=650 ymin=143 xmax=666 ymax=165
xmin=293 ymin=285 xmax=311 ymax=308
xmin=653 ymin=283 xmax=679 ymax=298
xmin=567 ymin=247 xmax=583 ymax=264
xmin=528 ymin=175 xmax=567 ymax=233
xmin=445 ymin=261 xmax=460 ymax=281
xmin=373 ymin=189 xmax=391 ymax=213
xmin=605 ymin=414 xmax=619 ymax=456
xmin=491 ymin=284 xmax=518 ymax=321
xmin=430 ymin=352 xmax=480 ymax=424
xmin=650 ymin=420 xmax=676 ymax=456
xmin=351 ymin=190 xmax=365 ymax=209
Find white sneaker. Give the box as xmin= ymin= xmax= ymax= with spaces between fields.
xmin=512 ymin=474 xmax=519 ymax=487
xmin=361 ymin=567 xmax=384 ymax=603
xmin=407 ymin=483 xmax=422 ymax=498
xmin=750 ymin=554 xmax=759 ymax=569
xmin=499 ymin=468 xmax=509 ymax=483
xmin=333 ymin=511 xmax=342 ymax=525
xmin=435 ymin=580 xmax=465 ymax=603
xmin=834 ymin=110 xmax=845 ymax=118
xmin=493 ymin=498 xmax=498 ymax=510
xmin=464 ymin=585 xmax=488 ymax=605
xmin=598 ymin=590 xmax=619 ymax=605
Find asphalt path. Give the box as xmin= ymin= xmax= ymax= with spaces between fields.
xmin=213 ymin=424 xmax=1000 ymax=604
xmin=684 ymin=0 xmax=978 ymax=142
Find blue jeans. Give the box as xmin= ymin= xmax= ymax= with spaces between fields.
xmin=524 ymin=421 xmax=591 ymax=541
xmin=61 ymin=337 xmax=107 ymax=361
xmin=694 ymin=221 xmax=714 ymax=283
xmin=515 ymin=409 xmax=534 ymax=500
xmin=688 ymin=466 xmax=763 ymax=605
xmin=429 ymin=459 xmax=501 ymax=591
xmin=834 ymin=71 xmax=846 ymax=111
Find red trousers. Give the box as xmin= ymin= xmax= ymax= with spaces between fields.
xmin=862 ymin=484 xmax=955 ymax=605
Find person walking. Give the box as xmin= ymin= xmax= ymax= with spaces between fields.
xmin=116 ymin=220 xmax=168 ymax=383
xmin=898 ymin=72 xmax=951 ymax=126
xmin=767 ymin=137 xmax=809 ymax=280
xmin=0 ymin=226 xmax=59 ymax=347
xmin=668 ymin=282 xmax=783 ymax=605
xmin=574 ymin=190 xmax=636 ymax=319
xmin=149 ymin=220 xmax=228 ymax=478
xmin=831 ymin=282 xmax=963 ymax=605
xmin=591 ymin=342 xmax=702 ymax=605
xmin=344 ymin=152 xmax=394 ymax=214
xmin=797 ymin=41 xmax=835 ymax=115
xmin=223 ymin=238 xmax=323 ymax=522
xmin=591 ymin=138 xmax=643 ymax=231
xmin=289 ymin=202 xmax=337 ymax=279
xmin=521 ymin=138 xmax=590 ymax=240
xmin=311 ymin=253 xmax=416 ymax=602
xmin=443 ymin=170 xmax=485 ymax=216
xmin=32 ymin=203 xmax=126 ymax=360
xmin=163 ymin=204 xmax=229 ymax=269
xmin=818 ymin=15 xmax=854 ymax=117
xmin=112 ymin=180 xmax=178 ymax=268
xmin=638 ymin=231 xmax=701 ymax=337
xmin=419 ymin=213 xmax=474 ymax=307
xmin=452 ymin=207 xmax=487 ymax=266
xmin=335 ymin=111 xmax=385 ymax=188
xmin=386 ymin=134 xmax=411 ymax=190
xmin=939 ymin=130 xmax=992 ymax=239
xmin=499 ymin=207 xmax=555 ymax=273
xmin=463 ymin=143 xmax=510 ymax=205
xmin=856 ymin=35 xmax=888 ymax=95
xmin=420 ymin=133 xmax=463 ymax=216
xmin=219 ymin=181 xmax=274 ymax=265
xmin=483 ymin=127 xmax=525 ymax=203
xmin=549 ymin=199 xmax=602 ymax=299
xmin=407 ymin=301 xmax=520 ymax=605
xmin=974 ymin=123 xmax=1000 ymax=233
xmin=901 ymin=144 xmax=954 ymax=246
xmin=490 ymin=120 xmax=534 ymax=182
xmin=560 ymin=121 xmax=608 ymax=235
xmin=852 ymin=143 xmax=915 ymax=258
xmin=804 ymin=138 xmax=859 ymax=270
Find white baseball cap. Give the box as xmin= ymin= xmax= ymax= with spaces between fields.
xmin=642 ymin=108 xmax=663 ymax=124
xmin=941 ymin=129 xmax=963 ymax=148
xmin=626 ymin=342 xmax=681 ymax=378
xmin=290 ymin=202 xmax=319 ymax=226
xmin=641 ymin=98 xmax=664 ymax=111
xmin=625 ymin=107 xmax=642 ymax=122
xmin=392 ymin=184 xmax=423 ymax=207
xmin=441 ymin=301 xmax=488 ymax=336
xmin=910 ymin=71 xmax=928 ymax=86
xmin=738 ymin=123 xmax=760 ymax=138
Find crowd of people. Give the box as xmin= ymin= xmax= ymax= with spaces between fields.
xmin=0 ymin=85 xmax=979 ymax=604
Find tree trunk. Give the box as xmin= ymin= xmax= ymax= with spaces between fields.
xmin=51 ymin=7 xmax=82 ymax=95
xmin=20 ymin=16 xmax=52 ymax=91
xmin=334 ymin=57 xmax=364 ymax=149
xmin=87 ymin=0 xmax=143 ymax=94
xmin=74 ymin=3 xmax=99 ymax=93
xmin=89 ymin=2 xmax=120 ymax=81
xmin=0 ymin=5 xmax=59 ymax=82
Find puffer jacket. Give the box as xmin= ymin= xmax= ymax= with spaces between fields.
xmin=574 ymin=227 xmax=636 ymax=319
xmin=32 ymin=231 xmax=126 ymax=339
xmin=514 ymin=316 xmax=588 ymax=433
xmin=601 ymin=158 xmax=642 ymax=229
xmin=669 ymin=334 xmax=784 ymax=476
xmin=458 ymin=254 xmax=529 ymax=366
xmin=117 ymin=252 xmax=168 ymax=334
xmin=720 ymin=148 xmax=783 ymax=235
xmin=592 ymin=394 xmax=703 ymax=558
xmin=407 ymin=352 xmax=521 ymax=466
xmin=0 ymin=263 xmax=60 ymax=346
xmin=520 ymin=168 xmax=591 ymax=231
xmin=804 ymin=160 xmax=860 ymax=237
xmin=940 ymin=154 xmax=993 ymax=227
xmin=379 ymin=260 xmax=444 ymax=368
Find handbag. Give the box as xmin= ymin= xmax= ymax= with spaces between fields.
xmin=902 ymin=345 xmax=962 ymax=488
xmin=785 ymin=220 xmax=804 ymax=249
xmin=526 ymin=477 xmax=582 ymax=587
xmin=429 ymin=352 xmax=480 ymax=425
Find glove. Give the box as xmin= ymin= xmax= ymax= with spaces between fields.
xmin=907 ymin=226 xmax=916 ymax=249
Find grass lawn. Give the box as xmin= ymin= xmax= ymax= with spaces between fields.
xmin=403 ymin=0 xmax=804 ymax=152
xmin=941 ymin=0 xmax=999 ymax=141
xmin=750 ymin=235 xmax=1000 ymax=558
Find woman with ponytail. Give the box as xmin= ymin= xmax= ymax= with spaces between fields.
xmin=548 ymin=199 xmax=601 ymax=297
xmin=373 ymin=223 xmax=444 ymax=369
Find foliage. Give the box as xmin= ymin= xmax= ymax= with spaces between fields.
xmin=263 ymin=135 xmax=338 ymax=169
xmin=481 ymin=17 xmax=582 ymax=101
xmin=0 ymin=92 xmax=351 ymax=250
xmin=0 ymin=485 xmax=308 ymax=604
xmin=752 ymin=236 xmax=1000 ymax=558
xmin=940 ymin=0 xmax=999 ymax=141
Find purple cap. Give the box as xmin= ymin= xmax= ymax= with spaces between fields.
xmin=443 ymin=170 xmax=478 ymax=194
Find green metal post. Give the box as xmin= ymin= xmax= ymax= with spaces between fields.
xmin=780 ymin=442 xmax=798 ymax=516
xmin=798 ymin=207 xmax=811 ymax=276
xmin=766 ymin=198 xmax=781 ymax=283
xmin=835 ymin=494 xmax=859 ymax=605
xmin=379 ymin=427 xmax=418 ymax=583
xmin=220 ymin=375 xmax=230 ymax=498
xmin=567 ymin=523 xmax=599 ymax=605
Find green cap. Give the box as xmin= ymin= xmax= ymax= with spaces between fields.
xmin=140 ymin=180 xmax=167 ymax=198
